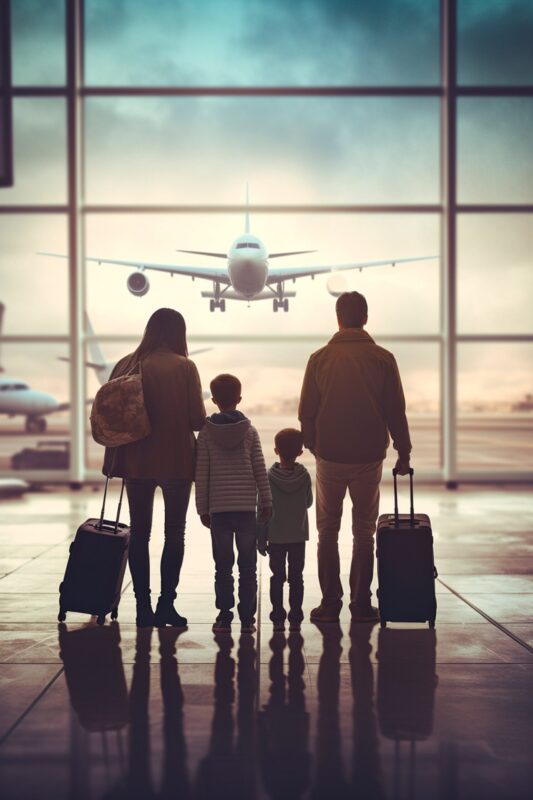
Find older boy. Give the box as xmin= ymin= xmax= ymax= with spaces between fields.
xmin=258 ymin=428 xmax=313 ymax=632
xmin=196 ymin=373 xmax=272 ymax=633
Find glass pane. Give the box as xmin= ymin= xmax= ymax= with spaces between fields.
xmin=0 ymin=216 xmax=68 ymax=334
xmin=458 ymin=98 xmax=533 ymax=204
xmin=458 ymin=215 xmax=533 ymax=334
xmin=458 ymin=0 xmax=533 ymax=86
xmin=85 ymin=340 xmax=439 ymax=473
xmin=0 ymin=99 xmax=66 ymax=205
xmin=85 ymin=213 xmax=439 ymax=337
xmin=0 ymin=343 xmax=70 ymax=475
xmin=12 ymin=0 xmax=65 ymax=86
xmin=458 ymin=344 xmax=533 ymax=472
xmin=85 ymin=97 xmax=439 ymax=204
xmin=85 ymin=0 xmax=439 ymax=87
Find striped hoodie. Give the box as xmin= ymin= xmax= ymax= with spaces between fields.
xmin=195 ymin=411 xmax=272 ymax=515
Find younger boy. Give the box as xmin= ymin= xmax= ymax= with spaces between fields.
xmin=195 ymin=373 xmax=272 ymax=633
xmin=258 ymin=428 xmax=313 ymax=632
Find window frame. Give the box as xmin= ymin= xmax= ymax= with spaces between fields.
xmin=0 ymin=0 xmax=532 ymax=485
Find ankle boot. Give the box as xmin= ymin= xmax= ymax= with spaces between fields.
xmin=155 ymin=597 xmax=188 ymax=628
xmin=135 ymin=599 xmax=155 ymax=628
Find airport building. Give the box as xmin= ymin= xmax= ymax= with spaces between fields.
xmin=0 ymin=1 xmax=531 ymax=798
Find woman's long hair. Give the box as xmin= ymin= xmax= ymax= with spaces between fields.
xmin=133 ymin=308 xmax=188 ymax=361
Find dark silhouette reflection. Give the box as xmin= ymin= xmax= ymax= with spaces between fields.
xmin=312 ymin=623 xmax=348 ymax=800
xmin=60 ymin=624 xmax=190 ymax=800
xmin=377 ymin=628 xmax=438 ymax=799
xmin=349 ymin=622 xmax=385 ymax=800
xmin=195 ymin=633 xmax=257 ymax=800
xmin=59 ymin=622 xmax=129 ymax=733
xmin=126 ymin=627 xmax=156 ymax=800
xmin=159 ymin=627 xmax=190 ymax=799
xmin=259 ymin=633 xmax=311 ymax=799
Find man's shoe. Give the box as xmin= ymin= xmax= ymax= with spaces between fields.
xmin=212 ymin=618 xmax=231 ymax=633
xmin=350 ymin=605 xmax=380 ymax=623
xmin=155 ymin=599 xmax=188 ymax=628
xmin=310 ymin=605 xmax=340 ymax=624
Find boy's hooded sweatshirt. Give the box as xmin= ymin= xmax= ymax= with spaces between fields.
xmin=258 ymin=463 xmax=313 ymax=549
xmin=195 ymin=411 xmax=272 ymax=515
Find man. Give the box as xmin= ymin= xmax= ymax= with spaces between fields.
xmin=298 ymin=291 xmax=411 ymax=623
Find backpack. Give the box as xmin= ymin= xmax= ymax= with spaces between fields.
xmin=90 ymin=360 xmax=151 ymax=448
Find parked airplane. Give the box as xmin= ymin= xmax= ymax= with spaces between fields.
xmin=39 ymin=191 xmax=437 ymax=313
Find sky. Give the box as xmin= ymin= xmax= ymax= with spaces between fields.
xmin=0 ymin=0 xmax=532 ymax=418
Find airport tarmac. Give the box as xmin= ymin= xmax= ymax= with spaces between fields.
xmin=0 ymin=414 xmax=532 ymax=475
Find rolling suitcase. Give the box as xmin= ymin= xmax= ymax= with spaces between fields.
xmin=376 ymin=469 xmax=437 ymax=628
xmin=58 ymin=477 xmax=130 ymax=625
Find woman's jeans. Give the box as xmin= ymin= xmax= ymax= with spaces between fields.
xmin=125 ymin=478 xmax=192 ymax=603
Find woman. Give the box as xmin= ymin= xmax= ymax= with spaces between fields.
xmin=103 ymin=308 xmax=206 ymax=627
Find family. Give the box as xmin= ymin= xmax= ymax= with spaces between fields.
xmin=103 ymin=292 xmax=412 ymax=631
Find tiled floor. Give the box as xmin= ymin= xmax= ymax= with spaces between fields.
xmin=0 ymin=483 xmax=532 ymax=799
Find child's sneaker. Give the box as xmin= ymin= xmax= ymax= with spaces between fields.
xmin=212 ymin=615 xmax=232 ymax=633
xmin=273 ymin=620 xmax=285 ymax=633
xmin=289 ymin=621 xmax=301 ymax=633
xmin=241 ymin=622 xmax=256 ymax=634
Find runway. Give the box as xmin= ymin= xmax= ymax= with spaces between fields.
xmin=0 ymin=414 xmax=531 ymax=475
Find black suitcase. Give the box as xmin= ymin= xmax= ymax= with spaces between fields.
xmin=376 ymin=469 xmax=437 ymax=628
xmin=58 ymin=477 xmax=130 ymax=625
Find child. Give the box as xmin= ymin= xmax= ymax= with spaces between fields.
xmin=195 ymin=373 xmax=272 ymax=633
xmin=258 ymin=428 xmax=313 ymax=632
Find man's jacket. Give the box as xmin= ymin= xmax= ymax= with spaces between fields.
xmin=298 ymin=328 xmax=412 ymax=464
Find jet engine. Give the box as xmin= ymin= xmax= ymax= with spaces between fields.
xmin=127 ymin=271 xmax=150 ymax=297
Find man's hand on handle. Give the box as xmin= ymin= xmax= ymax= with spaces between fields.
xmin=394 ymin=457 xmax=411 ymax=476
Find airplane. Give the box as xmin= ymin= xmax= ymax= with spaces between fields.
xmin=0 ymin=306 xmax=210 ymax=433
xmin=39 ymin=189 xmax=437 ymax=313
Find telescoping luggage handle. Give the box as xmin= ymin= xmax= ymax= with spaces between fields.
xmin=392 ymin=467 xmax=415 ymax=526
xmin=98 ymin=476 xmax=125 ymax=534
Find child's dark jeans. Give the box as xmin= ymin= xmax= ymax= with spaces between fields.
xmin=210 ymin=511 xmax=257 ymax=624
xmin=268 ymin=542 xmax=306 ymax=623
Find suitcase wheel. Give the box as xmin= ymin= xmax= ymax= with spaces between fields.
xmin=57 ymin=609 xmax=66 ymax=622
xmin=429 ymin=620 xmax=435 ymax=629
xmin=96 ymin=615 xmax=106 ymax=626
xmin=111 ymin=607 xmax=118 ymax=621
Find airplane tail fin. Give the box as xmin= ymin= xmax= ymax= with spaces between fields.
xmin=245 ymin=183 xmax=250 ymax=234
xmin=84 ymin=312 xmax=107 ymax=370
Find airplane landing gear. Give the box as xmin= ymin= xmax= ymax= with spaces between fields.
xmin=26 ymin=416 xmax=47 ymax=434
xmin=209 ymin=298 xmax=226 ymax=312
xmin=273 ymin=299 xmax=289 ymax=313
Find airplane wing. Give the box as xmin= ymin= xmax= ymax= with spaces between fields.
xmin=38 ymin=252 xmax=230 ymax=284
xmin=266 ymin=255 xmax=437 ymax=283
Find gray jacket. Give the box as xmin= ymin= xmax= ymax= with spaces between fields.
xmin=195 ymin=414 xmax=272 ymax=515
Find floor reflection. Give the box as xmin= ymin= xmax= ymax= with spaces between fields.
xmin=58 ymin=623 xmax=440 ymax=800
xmin=377 ymin=628 xmax=438 ymax=800
xmin=259 ymin=632 xmax=311 ymax=799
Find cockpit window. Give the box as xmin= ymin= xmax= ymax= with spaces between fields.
xmin=0 ymin=383 xmax=28 ymax=391
xmin=236 ymin=242 xmax=259 ymax=249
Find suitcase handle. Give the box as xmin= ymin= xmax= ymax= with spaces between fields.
xmin=392 ymin=467 xmax=414 ymax=526
xmin=98 ymin=477 xmax=125 ymax=534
